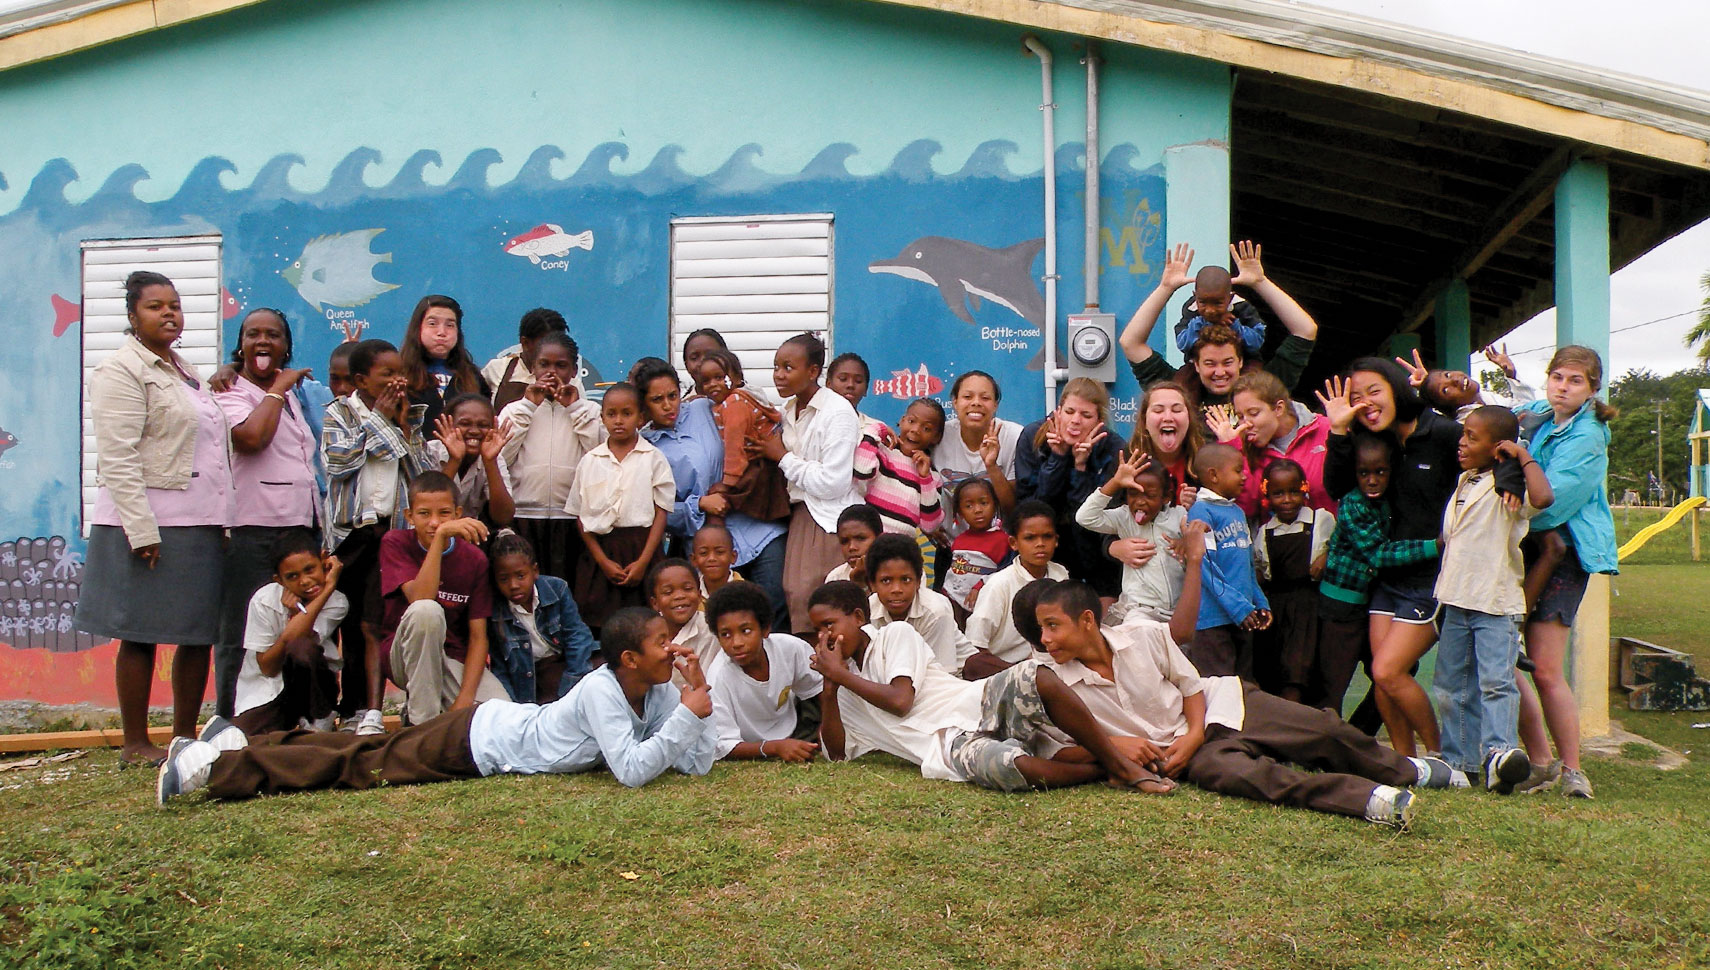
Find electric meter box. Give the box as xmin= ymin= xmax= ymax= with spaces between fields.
xmin=1065 ymin=312 xmax=1117 ymax=383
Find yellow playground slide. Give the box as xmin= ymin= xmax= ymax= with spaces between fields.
xmin=1618 ymin=496 xmax=1707 ymax=561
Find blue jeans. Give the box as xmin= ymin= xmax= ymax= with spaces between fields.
xmin=737 ymin=533 xmax=790 ymax=635
xmin=1432 ymin=605 xmax=1523 ymax=773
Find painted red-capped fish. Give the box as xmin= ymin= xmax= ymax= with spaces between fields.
xmin=221 ymin=287 xmax=242 ymax=319
xmin=503 ymin=224 xmax=594 ymax=264
xmin=871 ymin=364 xmax=944 ymax=400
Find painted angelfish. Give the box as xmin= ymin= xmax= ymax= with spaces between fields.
xmin=281 ymin=228 xmax=400 ymax=312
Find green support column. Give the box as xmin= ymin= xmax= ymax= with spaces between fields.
xmin=1555 ymin=159 xmax=1612 ymax=362
xmin=1553 ymin=157 xmax=1612 ymax=740
xmin=1381 ymin=331 xmax=1420 ymax=362
xmin=1162 ymin=142 xmax=1229 ymax=367
xmin=1435 ymin=278 xmax=1472 ymax=370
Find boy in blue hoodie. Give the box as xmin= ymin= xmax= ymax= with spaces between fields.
xmin=1184 ymin=443 xmax=1270 ymax=678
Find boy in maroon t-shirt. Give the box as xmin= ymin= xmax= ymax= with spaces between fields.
xmin=380 ymin=471 xmax=508 ymax=725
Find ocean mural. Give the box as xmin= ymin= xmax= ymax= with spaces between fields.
xmin=0 ymin=138 xmax=1165 ymax=653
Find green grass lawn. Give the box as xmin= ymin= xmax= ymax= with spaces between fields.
xmin=4 ymin=508 xmax=1709 ymax=970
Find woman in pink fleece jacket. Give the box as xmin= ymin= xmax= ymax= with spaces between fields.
xmin=1207 ymin=370 xmax=1335 ymax=519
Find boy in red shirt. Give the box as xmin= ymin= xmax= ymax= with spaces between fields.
xmin=380 ymin=471 xmax=508 ymax=725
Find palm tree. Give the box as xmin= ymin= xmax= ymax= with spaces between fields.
xmin=1688 ymin=270 xmax=1710 ymax=362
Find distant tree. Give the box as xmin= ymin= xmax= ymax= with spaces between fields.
xmin=1687 ymin=270 xmax=1710 ymax=362
xmin=1605 ymin=367 xmax=1704 ymax=501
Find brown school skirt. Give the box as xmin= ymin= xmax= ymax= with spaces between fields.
xmin=573 ymin=525 xmax=658 ymax=628
xmin=782 ymin=503 xmax=843 ymax=634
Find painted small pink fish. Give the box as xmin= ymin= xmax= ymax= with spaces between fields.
xmin=871 ymin=364 xmax=944 ymax=400
xmin=503 ymin=224 xmax=593 ymax=264
xmin=50 ymin=294 xmax=79 ymax=337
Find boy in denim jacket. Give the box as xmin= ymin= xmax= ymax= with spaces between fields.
xmin=488 ymin=533 xmax=596 ymax=703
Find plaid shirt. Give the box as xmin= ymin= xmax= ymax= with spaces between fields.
xmin=1319 ymin=489 xmax=1439 ymax=605
xmin=322 ymin=395 xmax=430 ymax=545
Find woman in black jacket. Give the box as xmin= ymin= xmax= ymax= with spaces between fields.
xmin=1319 ymin=357 xmax=1459 ymax=759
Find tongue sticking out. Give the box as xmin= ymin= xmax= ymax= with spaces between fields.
xmin=254 ymin=352 xmax=273 ymax=372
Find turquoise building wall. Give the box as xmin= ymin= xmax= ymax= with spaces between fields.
xmin=0 ymin=0 xmax=1230 ymax=652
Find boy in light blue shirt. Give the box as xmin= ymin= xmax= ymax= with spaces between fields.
xmin=159 ymin=607 xmax=716 ymax=803
xmin=1183 ymin=443 xmax=1271 ymax=679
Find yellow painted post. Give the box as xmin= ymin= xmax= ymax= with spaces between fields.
xmin=1694 ymin=507 xmax=1701 ymax=562
xmin=1572 ymin=575 xmax=1612 ymax=738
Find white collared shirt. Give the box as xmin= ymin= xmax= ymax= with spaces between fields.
xmin=777 ymin=388 xmax=864 ymax=532
xmin=1045 ymin=614 xmax=1245 ymax=748
xmin=870 ymin=587 xmax=976 ymax=674
xmin=564 ymin=436 xmax=675 ymax=533
xmin=1254 ymin=506 xmax=1335 ymax=583
xmin=964 ymin=558 xmax=1069 ymax=662
xmin=837 ymin=622 xmax=984 ymax=781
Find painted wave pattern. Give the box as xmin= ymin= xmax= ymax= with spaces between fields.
xmin=0 ymin=140 xmax=1161 ymax=221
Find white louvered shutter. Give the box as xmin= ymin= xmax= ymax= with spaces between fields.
xmin=80 ymin=236 xmax=223 ymax=535
xmin=669 ymin=215 xmax=833 ymax=379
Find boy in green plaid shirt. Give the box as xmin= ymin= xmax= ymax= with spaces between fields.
xmin=1315 ymin=436 xmax=1440 ymax=712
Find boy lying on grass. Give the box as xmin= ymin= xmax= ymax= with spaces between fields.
xmin=1015 ymin=524 xmax=1451 ymax=828
xmin=159 ymin=607 xmax=715 ymax=803
xmin=806 ymin=580 xmax=1173 ymax=793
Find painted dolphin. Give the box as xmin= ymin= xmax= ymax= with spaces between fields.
xmin=504 ymin=224 xmax=594 ymax=264
xmin=868 ymin=236 xmax=1046 ymax=327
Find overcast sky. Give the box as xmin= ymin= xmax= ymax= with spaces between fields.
xmin=1302 ymin=0 xmax=1710 ymax=385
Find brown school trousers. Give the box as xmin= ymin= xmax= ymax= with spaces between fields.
xmin=1183 ymin=683 xmax=1416 ymax=817
xmin=206 ymin=706 xmax=481 ymax=801
xmin=230 ymin=637 xmax=339 ymax=736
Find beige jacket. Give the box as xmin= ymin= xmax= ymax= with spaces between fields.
xmin=90 ymin=335 xmax=224 ymax=548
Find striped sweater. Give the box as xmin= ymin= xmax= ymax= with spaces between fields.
xmin=853 ymin=432 xmax=944 ymax=536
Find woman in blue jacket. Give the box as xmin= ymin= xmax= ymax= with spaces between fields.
xmin=1513 ymin=346 xmax=1619 ymax=799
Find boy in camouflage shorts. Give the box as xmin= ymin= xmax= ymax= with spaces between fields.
xmin=806 ymin=580 xmax=1173 ymax=793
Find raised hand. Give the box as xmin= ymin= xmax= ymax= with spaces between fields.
xmin=1180 ymin=519 xmax=1211 ymax=566
xmin=323 ymin=554 xmax=344 ymax=587
xmin=1229 ymin=240 xmax=1265 ymax=287
xmin=978 ymin=427 xmax=1002 ymax=468
xmin=679 ymin=683 xmax=713 ymax=719
xmin=1177 ymin=484 xmax=1199 ymax=509
xmin=1495 ymin=439 xmax=1529 ymax=461
xmin=1203 ymin=404 xmax=1240 ymax=443
xmin=1394 ymin=348 xmax=1428 ymax=389
xmin=1482 ymin=343 xmax=1517 ymax=379
xmin=1158 ymin=242 xmax=1195 ymax=292
xmin=672 ymin=643 xmax=708 ymax=691
xmin=556 ymin=380 xmax=580 ymax=407
xmin=439 ymin=518 xmax=490 ymax=546
xmin=1072 ymin=422 xmax=1108 ymax=470
xmin=810 ymin=630 xmax=849 ymax=679
xmin=480 ymin=422 xmax=511 ymax=462
xmin=434 ymin=414 xmax=467 ymax=462
xmin=270 ymin=367 xmax=312 ymax=394
xmin=1316 ymin=375 xmax=1361 ymax=434
xmin=910 ymin=448 xmax=934 ymax=479
xmin=524 ymin=374 xmax=553 ymax=406
xmin=1043 ymin=413 xmax=1070 ymax=457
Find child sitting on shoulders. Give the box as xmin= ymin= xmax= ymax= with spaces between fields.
xmin=379 ymin=471 xmax=509 ymax=726
xmin=1316 ymin=436 xmax=1441 ymax=714
xmin=1074 ymin=449 xmax=1186 ymax=623
xmin=853 ymin=397 xmax=948 ymax=586
xmin=806 ymin=581 xmax=1172 ymax=793
xmin=1174 ymin=264 xmax=1266 ymax=357
xmin=566 ymin=382 xmax=673 ymax=631
xmin=1434 ymin=406 xmax=1553 ymax=793
xmin=703 ymin=582 xmax=823 ymax=762
xmin=963 ymin=500 xmax=1068 ymax=678
xmin=232 ymin=529 xmax=348 ymax=734
xmin=865 ymin=534 xmax=975 ymax=675
xmin=1183 ymin=443 xmax=1271 ymax=678
xmin=827 ymin=504 xmax=883 ymax=588
xmin=160 ymin=607 xmax=716 ymax=803
xmin=943 ymin=478 xmax=1011 ymax=623
xmin=648 ymin=558 xmax=718 ymax=674
xmin=488 ymin=532 xmax=596 ymax=704
xmin=429 ymin=393 xmax=515 ymax=528
xmin=697 ymin=349 xmax=792 ymax=522
xmin=1252 ymin=459 xmax=1334 ymax=704
xmin=690 ymin=523 xmax=742 ymax=601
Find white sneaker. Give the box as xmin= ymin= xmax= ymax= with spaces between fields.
xmin=1364 ymin=785 xmax=1418 ymax=829
xmin=1485 ymin=748 xmax=1532 ymax=795
xmin=298 ymin=714 xmax=337 ymax=732
xmin=1448 ymin=769 xmax=1472 ymax=789
xmin=197 ymin=715 xmax=249 ymax=753
xmin=156 ymin=738 xmax=220 ymax=805
xmin=355 ymin=709 xmax=387 ymax=736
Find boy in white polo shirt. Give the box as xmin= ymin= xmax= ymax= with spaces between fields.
xmin=963 ymin=500 xmax=1068 ymax=678
xmin=1433 ymin=406 xmax=1554 ymax=793
xmin=704 ymin=582 xmax=822 ymax=761
xmin=865 ymin=534 xmax=975 ymax=675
